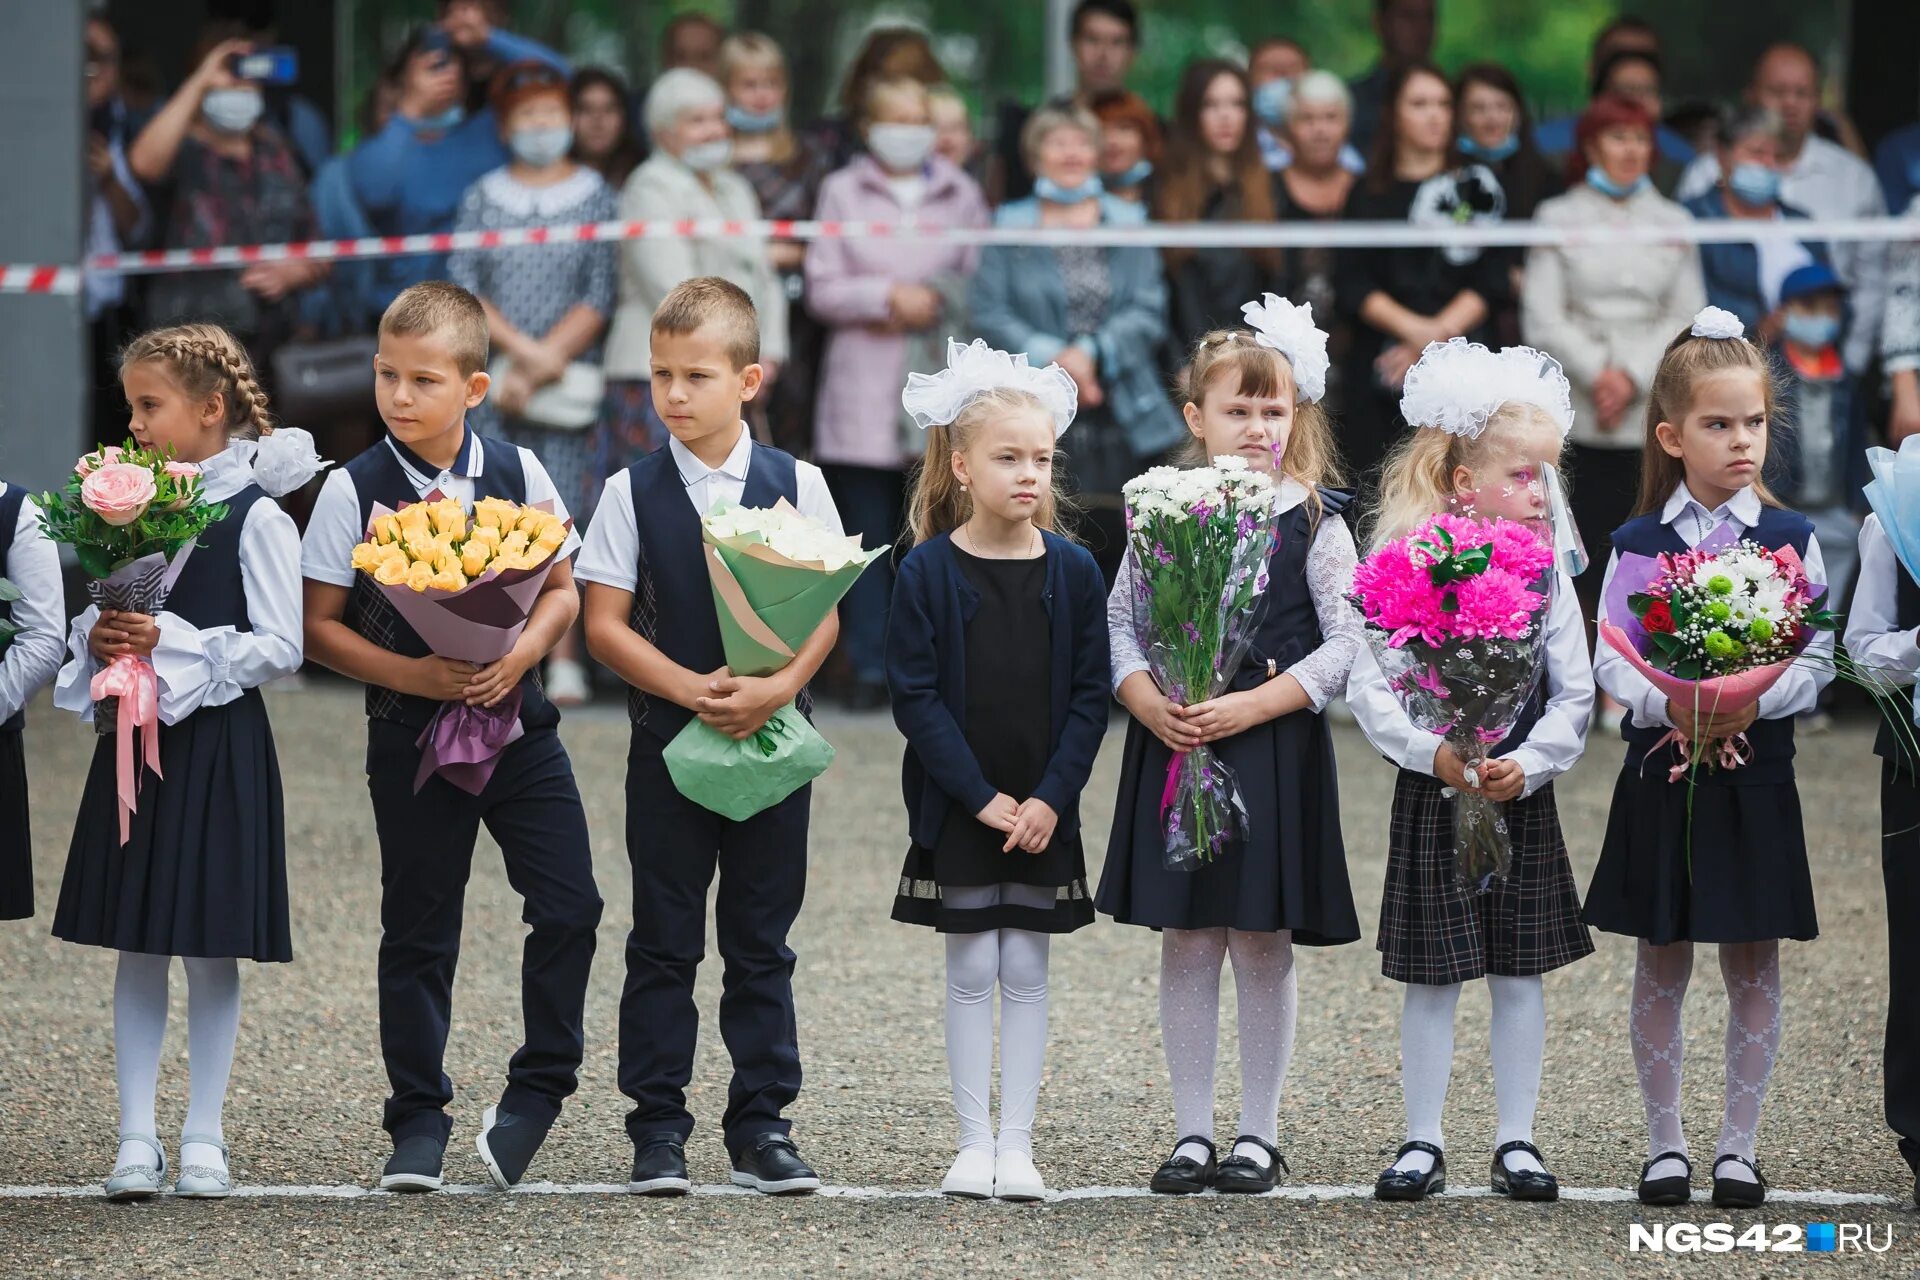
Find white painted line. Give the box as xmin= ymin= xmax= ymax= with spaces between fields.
xmin=0 ymin=1182 xmax=1902 ymax=1206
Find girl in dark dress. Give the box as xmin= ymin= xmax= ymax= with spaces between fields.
xmin=888 ymin=339 xmax=1110 ymax=1202
xmin=53 ymin=325 xmax=320 ymax=1200
xmin=1586 ymin=311 xmax=1832 ymax=1210
xmin=1099 ymin=299 xmax=1362 ymax=1195
xmin=1348 ymin=339 xmax=1595 ymax=1204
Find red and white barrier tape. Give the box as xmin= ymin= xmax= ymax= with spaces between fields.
xmin=6 ymin=214 xmax=1917 ymax=297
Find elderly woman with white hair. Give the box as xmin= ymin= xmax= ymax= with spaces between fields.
xmin=601 ymin=67 xmax=789 ymax=466
xmin=1274 ymin=70 xmax=1363 ymax=414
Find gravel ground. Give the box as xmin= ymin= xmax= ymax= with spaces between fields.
xmin=1 ymin=683 xmax=1914 ymax=1277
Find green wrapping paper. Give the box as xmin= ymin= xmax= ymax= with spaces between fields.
xmin=663 ymin=500 xmax=886 ymax=819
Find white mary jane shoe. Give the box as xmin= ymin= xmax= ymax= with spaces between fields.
xmin=174 ymin=1134 xmax=233 ymax=1199
xmin=994 ymin=1148 xmax=1047 ymax=1202
xmin=940 ymin=1146 xmax=995 ymax=1199
xmin=104 ymin=1134 xmax=167 ymax=1201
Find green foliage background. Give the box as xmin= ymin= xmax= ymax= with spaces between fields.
xmin=344 ymin=1 xmax=1847 ymax=145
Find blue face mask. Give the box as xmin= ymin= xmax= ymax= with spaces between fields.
xmin=1034 ymin=174 xmax=1105 ymax=204
xmin=1103 ymin=159 xmax=1152 ymax=189
xmin=1252 ymin=78 xmax=1293 ymax=127
xmin=1459 ymin=134 xmax=1520 ymax=163
xmin=1727 ymin=162 xmax=1781 ymax=207
xmin=1586 ymin=164 xmax=1649 ymax=200
xmin=409 ymin=105 xmax=467 ymax=134
xmin=1782 ymin=310 xmax=1840 ymax=349
xmin=725 ymin=104 xmax=783 ymax=134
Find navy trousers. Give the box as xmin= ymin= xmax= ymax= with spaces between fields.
xmin=619 ymin=729 xmax=810 ymax=1153
xmin=1884 ymin=763 xmax=1920 ymax=1174
xmin=368 ymin=722 xmax=602 ymax=1144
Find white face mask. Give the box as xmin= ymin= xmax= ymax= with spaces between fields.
xmin=867 ymin=123 xmax=937 ymax=172
xmin=202 ymin=86 xmax=264 ymax=135
xmin=680 ymin=138 xmax=734 ymax=172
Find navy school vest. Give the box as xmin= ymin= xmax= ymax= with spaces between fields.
xmin=1228 ymin=489 xmax=1350 ymax=697
xmin=1872 ymin=555 xmax=1920 ymax=774
xmin=342 ymin=436 xmax=556 ymax=732
xmin=625 ymin=441 xmax=803 ymax=739
xmin=1610 ymin=504 xmax=1814 ymax=785
xmin=0 ymin=483 xmax=28 ymax=732
xmin=171 ymin=486 xmax=265 ymax=633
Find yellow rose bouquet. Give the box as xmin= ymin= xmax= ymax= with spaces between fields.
xmin=350 ymin=496 xmax=573 ymax=794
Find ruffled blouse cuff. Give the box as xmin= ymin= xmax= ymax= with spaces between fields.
xmin=151 ymin=614 xmax=248 ymax=725
xmin=53 ymin=606 xmax=102 ymax=720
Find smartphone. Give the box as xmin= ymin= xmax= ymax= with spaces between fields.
xmin=232 ymin=47 xmax=298 ymax=85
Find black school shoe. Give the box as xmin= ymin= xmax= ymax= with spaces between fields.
xmin=1710 ymin=1154 xmax=1767 ymax=1209
xmin=1215 ymin=1136 xmax=1288 ymax=1194
xmin=730 ymin=1134 xmax=821 ymax=1195
xmin=1637 ymin=1150 xmax=1692 ymax=1205
xmin=1149 ymin=1136 xmax=1217 ymax=1194
xmin=1374 ymin=1141 xmax=1446 ymax=1201
xmin=629 ymin=1136 xmax=692 ymax=1196
xmin=476 ymin=1105 xmax=552 ymax=1190
xmin=379 ymin=1135 xmax=447 ymax=1193
xmin=1489 ymin=1140 xmax=1559 ymax=1202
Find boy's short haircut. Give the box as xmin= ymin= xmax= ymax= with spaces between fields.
xmin=651 ymin=276 xmax=762 ymax=370
xmin=380 ymin=280 xmax=490 ymax=377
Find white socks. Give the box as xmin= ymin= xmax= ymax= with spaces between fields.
xmin=1159 ymin=927 xmax=1298 ymax=1168
xmin=942 ymin=885 xmax=1054 ymax=1161
xmin=111 ymin=952 xmax=243 ymax=1177
xmin=1392 ymin=976 xmax=1548 ymax=1177
xmin=1630 ymin=940 xmax=1783 ymax=1186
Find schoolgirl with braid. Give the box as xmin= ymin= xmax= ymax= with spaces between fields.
xmin=52 ymin=322 xmax=328 ymax=1200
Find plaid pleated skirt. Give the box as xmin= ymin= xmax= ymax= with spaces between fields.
xmin=1378 ymin=772 xmax=1593 ymax=985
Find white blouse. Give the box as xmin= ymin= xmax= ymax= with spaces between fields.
xmin=1592 ymin=483 xmax=1834 ymax=729
xmin=56 ymin=444 xmax=304 ymax=725
xmin=1105 ymin=479 xmax=1362 ymax=712
xmin=0 ymin=486 xmax=67 ymax=722
xmin=1346 ymin=570 xmax=1594 ymax=797
xmin=1844 ymin=514 xmax=1920 ymax=696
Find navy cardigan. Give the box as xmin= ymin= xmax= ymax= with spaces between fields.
xmin=886 ymin=530 xmax=1112 ymax=849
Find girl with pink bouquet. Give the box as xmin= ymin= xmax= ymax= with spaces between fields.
xmin=1585 ymin=307 xmax=1834 ymax=1211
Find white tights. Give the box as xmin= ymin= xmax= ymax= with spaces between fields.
xmin=1632 ymin=940 xmax=1783 ymax=1185
xmin=113 ymin=952 xmax=241 ymax=1172
xmin=943 ymin=885 xmax=1054 ymax=1155
xmin=1159 ymin=928 xmax=1297 ymax=1169
xmin=1390 ymin=975 xmax=1547 ymax=1176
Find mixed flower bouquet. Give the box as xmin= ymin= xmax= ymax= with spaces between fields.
xmin=350 ymin=496 xmax=572 ymax=795
xmin=1122 ymin=458 xmax=1281 ymax=870
xmin=38 ymin=441 xmax=231 ymax=842
xmin=662 ymin=499 xmax=886 ymax=822
xmin=1350 ymin=512 xmax=1557 ymax=890
xmin=1600 ymin=526 xmax=1837 ymax=783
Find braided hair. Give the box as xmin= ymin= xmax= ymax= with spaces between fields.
xmin=119 ymin=323 xmax=275 ymax=441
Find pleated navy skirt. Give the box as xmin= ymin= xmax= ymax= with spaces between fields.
xmin=53 ymin=690 xmax=292 ymax=961
xmin=0 ymin=728 xmax=30 ymax=920
xmin=1097 ymin=711 xmax=1359 ymax=944
xmin=1581 ymin=764 xmax=1817 ymax=946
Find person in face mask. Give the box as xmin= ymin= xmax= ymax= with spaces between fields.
xmin=602 ymin=67 xmax=791 ymax=494
xmin=804 ymin=75 xmax=990 ymax=708
xmin=1092 ymin=91 xmax=1161 ymax=206
xmin=1452 ymin=63 xmax=1564 ymax=349
xmin=1684 ymin=105 xmax=1833 ymax=344
xmin=440 ymin=60 xmax=619 ymax=704
xmin=127 ymin=34 xmax=326 ymax=369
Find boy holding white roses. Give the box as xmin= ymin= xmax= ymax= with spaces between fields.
xmin=579 ymin=276 xmax=843 ymax=1196
xmin=301 ymin=281 xmax=602 ymax=1194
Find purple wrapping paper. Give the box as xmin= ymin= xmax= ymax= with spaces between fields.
xmin=414 ymin=689 xmax=525 ymax=796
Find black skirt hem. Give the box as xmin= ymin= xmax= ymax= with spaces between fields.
xmin=49 ymin=933 xmax=294 ymax=963
xmin=890 ymin=897 xmax=1096 ymax=935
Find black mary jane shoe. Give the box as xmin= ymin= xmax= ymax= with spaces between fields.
xmin=1636 ymin=1150 xmax=1693 ymax=1206
xmin=1710 ymin=1154 xmax=1767 ymax=1209
xmin=1149 ymin=1136 xmax=1217 ymax=1195
xmin=1374 ymin=1141 xmax=1446 ymax=1201
xmin=1488 ymin=1140 xmax=1559 ymax=1202
xmin=1215 ymin=1136 xmax=1289 ymax=1195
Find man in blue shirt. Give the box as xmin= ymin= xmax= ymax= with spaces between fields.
xmin=348 ymin=12 xmax=568 ymax=312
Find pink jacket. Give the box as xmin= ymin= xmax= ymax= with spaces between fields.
xmin=805 ymin=154 xmax=990 ymax=469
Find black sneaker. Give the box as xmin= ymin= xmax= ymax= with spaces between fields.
xmin=476 ymin=1105 xmax=552 ymax=1190
xmin=730 ymin=1134 xmax=821 ymax=1195
xmin=1214 ymin=1135 xmax=1287 ymax=1194
xmin=1149 ymin=1136 xmax=1217 ymax=1194
xmin=379 ymin=1135 xmax=446 ymax=1193
xmin=629 ymin=1136 xmax=692 ymax=1196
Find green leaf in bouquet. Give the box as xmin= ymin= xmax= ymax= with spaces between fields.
xmin=1627 ymin=592 xmax=1655 ymax=615
xmin=0 ymin=577 xmax=22 ymax=605
xmin=1672 ymin=657 xmax=1703 ymax=680
xmin=1649 ymin=631 xmax=1685 ymax=658
xmin=0 ymin=618 xmax=18 ymax=651
xmin=74 ymin=541 xmax=120 ymax=580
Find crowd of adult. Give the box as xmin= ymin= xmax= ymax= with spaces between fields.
xmin=81 ymin=0 xmax=1920 ymax=708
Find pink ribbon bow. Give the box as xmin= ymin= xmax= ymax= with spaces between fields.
xmin=1650 ymin=728 xmax=1753 ymax=784
xmin=90 ymin=654 xmax=162 ymax=844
